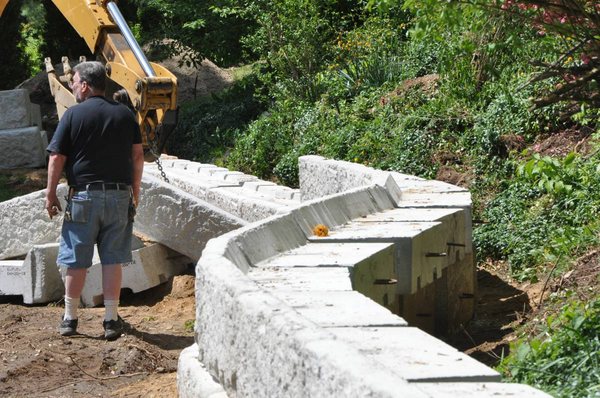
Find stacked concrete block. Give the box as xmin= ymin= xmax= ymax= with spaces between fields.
xmin=194 ymin=241 xmax=429 ymax=398
xmin=308 ymin=219 xmax=447 ymax=294
xmin=0 ymin=89 xmax=47 ymax=168
xmin=0 ymin=243 xmax=63 ymax=304
xmin=253 ymin=241 xmax=398 ymax=312
xmin=144 ymin=160 xmax=299 ymax=222
xmin=298 ymin=155 xmax=421 ymax=201
xmin=80 ymin=243 xmax=191 ymax=307
xmin=134 ymin=174 xmax=247 ymax=261
xmin=0 ymin=184 xmax=67 ymax=259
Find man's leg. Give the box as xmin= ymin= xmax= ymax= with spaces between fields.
xmin=102 ymin=263 xmax=122 ymax=321
xmin=64 ymin=267 xmax=87 ymax=320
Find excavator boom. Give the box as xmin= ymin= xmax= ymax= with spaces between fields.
xmin=0 ymin=0 xmax=178 ymax=160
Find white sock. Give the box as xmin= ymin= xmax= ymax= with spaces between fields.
xmin=104 ymin=299 xmax=119 ymax=322
xmin=64 ymin=296 xmax=79 ymax=320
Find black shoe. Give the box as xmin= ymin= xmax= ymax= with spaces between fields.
xmin=59 ymin=318 xmax=78 ymax=336
xmin=103 ymin=316 xmax=124 ymax=340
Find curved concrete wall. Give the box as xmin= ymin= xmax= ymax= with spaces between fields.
xmin=178 ymin=156 xmax=551 ymax=398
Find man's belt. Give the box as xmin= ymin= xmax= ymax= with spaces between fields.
xmin=72 ymin=182 xmax=130 ymax=191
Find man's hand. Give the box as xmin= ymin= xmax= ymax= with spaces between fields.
xmin=45 ymin=190 xmax=62 ymax=219
xmin=46 ymin=152 xmax=67 ymax=220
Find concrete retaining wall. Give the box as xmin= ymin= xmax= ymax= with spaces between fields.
xmin=180 ymin=156 xmax=550 ymax=397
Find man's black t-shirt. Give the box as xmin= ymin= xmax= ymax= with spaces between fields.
xmin=47 ymin=96 xmax=142 ymax=186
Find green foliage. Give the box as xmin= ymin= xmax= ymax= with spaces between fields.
xmin=168 ymin=74 xmax=265 ymax=163
xmin=0 ymin=0 xmax=29 ymax=89
xmin=475 ymin=150 xmax=600 ymax=280
xmin=499 ymin=299 xmax=600 ymax=397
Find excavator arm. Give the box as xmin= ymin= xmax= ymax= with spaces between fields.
xmin=0 ymin=0 xmax=178 ymax=161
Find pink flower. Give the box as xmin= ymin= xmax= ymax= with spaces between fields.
xmin=581 ymin=53 xmax=591 ymax=65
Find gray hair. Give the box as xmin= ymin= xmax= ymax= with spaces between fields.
xmin=73 ymin=61 xmax=106 ymax=92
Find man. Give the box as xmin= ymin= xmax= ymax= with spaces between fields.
xmin=45 ymin=61 xmax=144 ymax=340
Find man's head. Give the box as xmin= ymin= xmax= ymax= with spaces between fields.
xmin=70 ymin=61 xmax=106 ymax=103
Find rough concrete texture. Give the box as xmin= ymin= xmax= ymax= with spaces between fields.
xmin=0 ymin=89 xmax=47 ymax=169
xmin=416 ymin=382 xmax=553 ymax=397
xmin=330 ymin=327 xmax=499 ymax=382
xmin=0 ymin=184 xmax=67 ymax=259
xmin=0 ymin=243 xmax=63 ymax=304
xmin=144 ymin=160 xmax=298 ymax=222
xmin=177 ymin=345 xmax=228 ymax=398
xmin=194 ymin=242 xmax=428 ymax=397
xmin=134 ymin=174 xmax=247 ymax=261
xmin=254 ymin=241 xmax=397 ymax=311
xmin=0 ymin=127 xmax=47 ymax=168
xmin=0 ymin=89 xmax=31 ymax=129
xmin=298 ymin=155 xmax=422 ymax=201
xmin=79 ymin=243 xmax=191 ymax=307
xmin=308 ymin=220 xmax=447 ymax=294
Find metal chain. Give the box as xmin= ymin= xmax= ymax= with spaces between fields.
xmin=149 ymin=135 xmax=170 ymax=184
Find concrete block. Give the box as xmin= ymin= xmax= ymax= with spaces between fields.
xmin=358 ymin=207 xmax=468 ymax=257
xmin=249 ymin=267 xmax=354 ymax=291
xmin=242 ymin=180 xmax=277 ymax=192
xmin=178 ymin=345 xmax=228 ymax=398
xmin=193 ymin=246 xmax=427 ymax=397
xmin=309 ymin=220 xmax=446 ymax=294
xmin=0 ymin=185 xmax=67 ymax=259
xmin=30 ymin=103 xmax=42 ymax=130
xmin=226 ymin=213 xmax=307 ymax=267
xmin=134 ymin=174 xmax=246 ymax=261
xmin=330 ymin=327 xmax=500 ymax=382
xmin=255 ymin=241 xmax=397 ymax=311
xmin=416 ymin=382 xmax=553 ymax=397
xmin=0 ymin=243 xmax=63 ymax=304
xmin=80 ymin=243 xmax=191 ymax=307
xmin=291 ymin=185 xmax=396 ymax=238
xmin=269 ymin=290 xmax=407 ymax=327
xmin=257 ymin=241 xmax=394 ymax=268
xmin=298 ymin=155 xmax=421 ymax=201
xmin=206 ymin=186 xmax=293 ymax=222
xmin=0 ymin=126 xmax=47 ymax=168
xmin=0 ymin=89 xmax=31 ymax=129
xmin=144 ymin=166 xmax=293 ymax=223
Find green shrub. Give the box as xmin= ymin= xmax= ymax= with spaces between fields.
xmin=168 ymin=75 xmax=265 ymax=163
xmin=499 ymin=299 xmax=600 ymax=398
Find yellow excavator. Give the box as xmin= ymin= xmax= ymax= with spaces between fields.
xmin=0 ymin=0 xmax=178 ymax=161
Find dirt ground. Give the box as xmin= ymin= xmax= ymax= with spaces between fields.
xmin=0 ymin=273 xmax=196 ymax=398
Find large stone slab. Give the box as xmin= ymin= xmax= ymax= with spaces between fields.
xmin=416 ymin=382 xmax=552 ymax=397
xmin=134 ymin=174 xmax=247 ymax=261
xmin=178 ymin=344 xmax=228 ymax=398
xmin=0 ymin=243 xmax=63 ymax=304
xmin=0 ymin=89 xmax=31 ymax=129
xmin=309 ymin=220 xmax=447 ymax=294
xmin=269 ymin=290 xmax=407 ymax=327
xmin=254 ymin=241 xmax=397 ymax=311
xmin=80 ymin=243 xmax=191 ymax=307
xmin=298 ymin=155 xmax=420 ymax=201
xmin=0 ymin=126 xmax=47 ymax=169
xmin=193 ymin=241 xmax=428 ymax=397
xmin=330 ymin=327 xmax=499 ymax=382
xmin=0 ymin=185 xmax=67 ymax=260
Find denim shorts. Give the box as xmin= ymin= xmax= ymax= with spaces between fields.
xmin=58 ymin=189 xmax=133 ymax=268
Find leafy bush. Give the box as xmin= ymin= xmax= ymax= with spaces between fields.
xmin=475 ymin=150 xmax=600 ymax=280
xmin=168 ymin=75 xmax=265 ymax=163
xmin=499 ymin=299 xmax=600 ymax=398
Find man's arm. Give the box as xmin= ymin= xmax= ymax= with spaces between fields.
xmin=46 ymin=152 xmax=67 ymax=219
xmin=131 ymin=143 xmax=144 ymax=207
